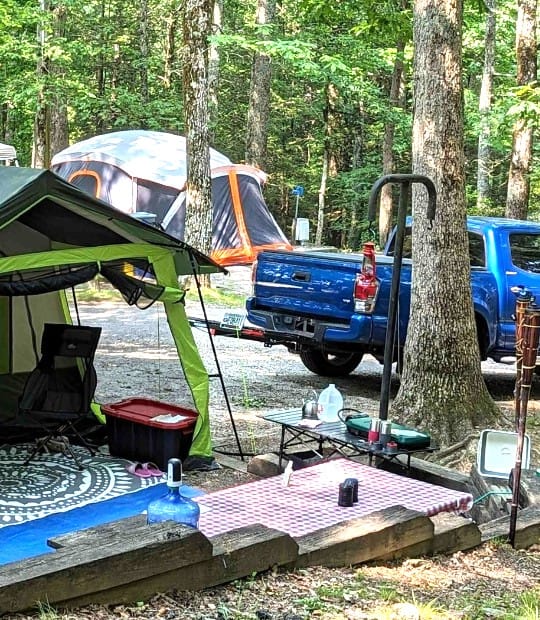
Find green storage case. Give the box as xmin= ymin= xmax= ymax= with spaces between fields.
xmin=345 ymin=416 xmax=431 ymax=450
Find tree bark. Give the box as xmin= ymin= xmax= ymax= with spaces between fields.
xmin=476 ymin=0 xmax=496 ymax=209
xmin=163 ymin=2 xmax=181 ymax=90
xmin=50 ymin=2 xmax=69 ymax=157
xmin=315 ymin=82 xmax=338 ymax=245
xmin=139 ymin=0 xmax=149 ymax=106
xmin=208 ymin=0 xmax=222 ymax=144
xmin=391 ymin=0 xmax=498 ymax=445
xmin=506 ymin=0 xmax=537 ymax=220
xmin=183 ymin=0 xmax=213 ymax=263
xmin=379 ymin=40 xmax=405 ymax=248
xmin=245 ymin=0 xmax=275 ymax=169
xmin=33 ymin=0 xmax=51 ymax=168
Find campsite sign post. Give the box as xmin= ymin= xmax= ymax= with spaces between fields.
xmin=291 ymin=185 xmax=304 ymax=241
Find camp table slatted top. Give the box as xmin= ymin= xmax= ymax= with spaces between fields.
xmin=262 ymin=409 xmax=437 ymax=471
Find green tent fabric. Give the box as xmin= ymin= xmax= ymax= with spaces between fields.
xmin=0 ymin=167 xmax=223 ymax=461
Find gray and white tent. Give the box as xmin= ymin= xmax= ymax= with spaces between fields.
xmin=0 ymin=143 xmax=18 ymax=165
xmin=51 ymin=130 xmax=292 ymax=266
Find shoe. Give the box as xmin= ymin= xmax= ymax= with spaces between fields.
xmin=183 ymin=455 xmax=221 ymax=472
xmin=142 ymin=462 xmax=163 ymax=477
xmin=126 ymin=462 xmax=153 ymax=478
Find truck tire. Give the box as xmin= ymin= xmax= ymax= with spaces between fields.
xmin=299 ymin=350 xmax=363 ymax=377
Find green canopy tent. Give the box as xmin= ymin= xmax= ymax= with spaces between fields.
xmin=0 ymin=167 xmax=223 ymax=465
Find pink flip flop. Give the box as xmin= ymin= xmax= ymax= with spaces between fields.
xmin=142 ymin=462 xmax=163 ymax=477
xmin=126 ymin=462 xmax=153 ymax=478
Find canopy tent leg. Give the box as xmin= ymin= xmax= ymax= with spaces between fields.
xmin=189 ymin=262 xmax=246 ymax=461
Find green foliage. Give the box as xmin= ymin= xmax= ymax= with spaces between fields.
xmin=0 ymin=0 xmax=531 ymax=240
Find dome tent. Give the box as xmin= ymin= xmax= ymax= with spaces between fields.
xmin=51 ymin=130 xmax=292 ymax=266
xmin=0 ymin=166 xmax=222 ymax=468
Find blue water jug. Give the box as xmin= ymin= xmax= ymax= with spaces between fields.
xmin=147 ymin=458 xmax=200 ymax=528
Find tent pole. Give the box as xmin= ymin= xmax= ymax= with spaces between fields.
xmin=188 ymin=257 xmax=246 ymax=460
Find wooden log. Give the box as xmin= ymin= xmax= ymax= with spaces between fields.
xmin=373 ymin=512 xmax=481 ymax=561
xmin=57 ymin=524 xmax=298 ymax=609
xmin=479 ymin=506 xmax=540 ymax=548
xmin=47 ymin=515 xmax=147 ymax=549
xmin=519 ymin=469 xmax=540 ymax=507
xmin=294 ymin=505 xmax=434 ymax=569
xmin=389 ymin=456 xmax=471 ymax=492
xmin=247 ymin=452 xmax=284 ymax=477
xmin=0 ymin=519 xmax=212 ymax=614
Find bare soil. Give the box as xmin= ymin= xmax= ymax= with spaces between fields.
xmin=7 ymin=267 xmax=540 ymax=619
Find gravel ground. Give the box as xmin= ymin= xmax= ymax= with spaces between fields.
xmin=7 ymin=267 xmax=540 ymax=619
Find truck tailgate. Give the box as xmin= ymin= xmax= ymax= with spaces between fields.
xmin=252 ymin=250 xmax=364 ymax=321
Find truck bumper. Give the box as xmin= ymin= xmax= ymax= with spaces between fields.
xmin=246 ymin=300 xmax=373 ymax=345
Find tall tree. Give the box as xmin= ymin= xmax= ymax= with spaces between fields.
xmin=182 ymin=0 xmax=213 ymax=263
xmin=379 ymin=40 xmax=405 ymax=247
xmin=391 ymin=0 xmax=498 ymax=445
xmin=245 ymin=0 xmax=275 ymax=169
xmin=505 ymin=0 xmax=537 ymax=219
xmin=476 ymin=0 xmax=496 ymax=209
xmin=33 ymin=0 xmax=51 ymax=168
xmin=208 ymin=0 xmax=223 ymax=144
xmin=50 ymin=1 xmax=69 ymax=157
xmin=139 ymin=0 xmax=150 ymax=107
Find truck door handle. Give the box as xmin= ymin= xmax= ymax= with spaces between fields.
xmin=292 ymin=271 xmax=311 ymax=282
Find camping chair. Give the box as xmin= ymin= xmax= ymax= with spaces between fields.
xmin=18 ymin=323 xmax=102 ymax=469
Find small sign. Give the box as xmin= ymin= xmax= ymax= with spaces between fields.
xmin=220 ymin=312 xmax=246 ymax=330
xmin=291 ymin=185 xmax=304 ymax=197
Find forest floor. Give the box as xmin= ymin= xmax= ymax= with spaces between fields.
xmin=6 ymin=267 xmax=540 ymax=620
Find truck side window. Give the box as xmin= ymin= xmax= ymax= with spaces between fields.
xmin=468 ymin=232 xmax=486 ymax=267
xmin=389 ymin=228 xmax=484 ymax=266
xmin=509 ymin=233 xmax=540 ymax=273
xmin=386 ymin=227 xmax=412 ymax=258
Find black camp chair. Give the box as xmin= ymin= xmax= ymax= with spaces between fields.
xmin=18 ymin=323 xmax=102 ymax=469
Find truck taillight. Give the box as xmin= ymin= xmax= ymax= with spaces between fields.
xmin=354 ymin=242 xmax=378 ymax=313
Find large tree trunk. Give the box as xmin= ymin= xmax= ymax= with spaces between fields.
xmin=379 ymin=40 xmax=405 ymax=248
xmin=245 ymin=0 xmax=275 ymax=169
xmin=391 ymin=0 xmax=498 ymax=445
xmin=476 ymin=0 xmax=496 ymax=209
xmin=183 ymin=0 xmax=213 ymax=265
xmin=506 ymin=0 xmax=537 ymax=220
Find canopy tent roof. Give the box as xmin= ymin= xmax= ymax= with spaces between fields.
xmin=0 ymin=166 xmax=221 ymax=461
xmin=0 ymin=167 xmax=223 ymax=277
xmin=51 ymin=130 xmax=234 ymax=191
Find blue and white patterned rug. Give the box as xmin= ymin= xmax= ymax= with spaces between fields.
xmin=0 ymin=444 xmax=163 ymax=527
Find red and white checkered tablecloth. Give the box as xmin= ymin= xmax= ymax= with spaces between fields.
xmin=196 ymin=458 xmax=473 ymax=538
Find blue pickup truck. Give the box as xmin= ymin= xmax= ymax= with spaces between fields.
xmin=245 ymin=217 xmax=540 ymax=376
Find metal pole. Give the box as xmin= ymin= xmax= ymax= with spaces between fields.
xmin=367 ymin=174 xmax=437 ymax=421
xmin=293 ymin=194 xmax=300 ymax=240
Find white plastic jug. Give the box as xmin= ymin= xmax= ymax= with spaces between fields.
xmin=318 ymin=384 xmax=343 ymax=422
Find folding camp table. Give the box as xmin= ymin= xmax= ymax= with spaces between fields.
xmin=262 ymin=409 xmax=437 ymax=472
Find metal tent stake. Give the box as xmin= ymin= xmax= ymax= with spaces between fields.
xmin=367 ymin=174 xmax=436 ymax=421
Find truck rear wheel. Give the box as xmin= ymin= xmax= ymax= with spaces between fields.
xmin=299 ymin=350 xmax=363 ymax=377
